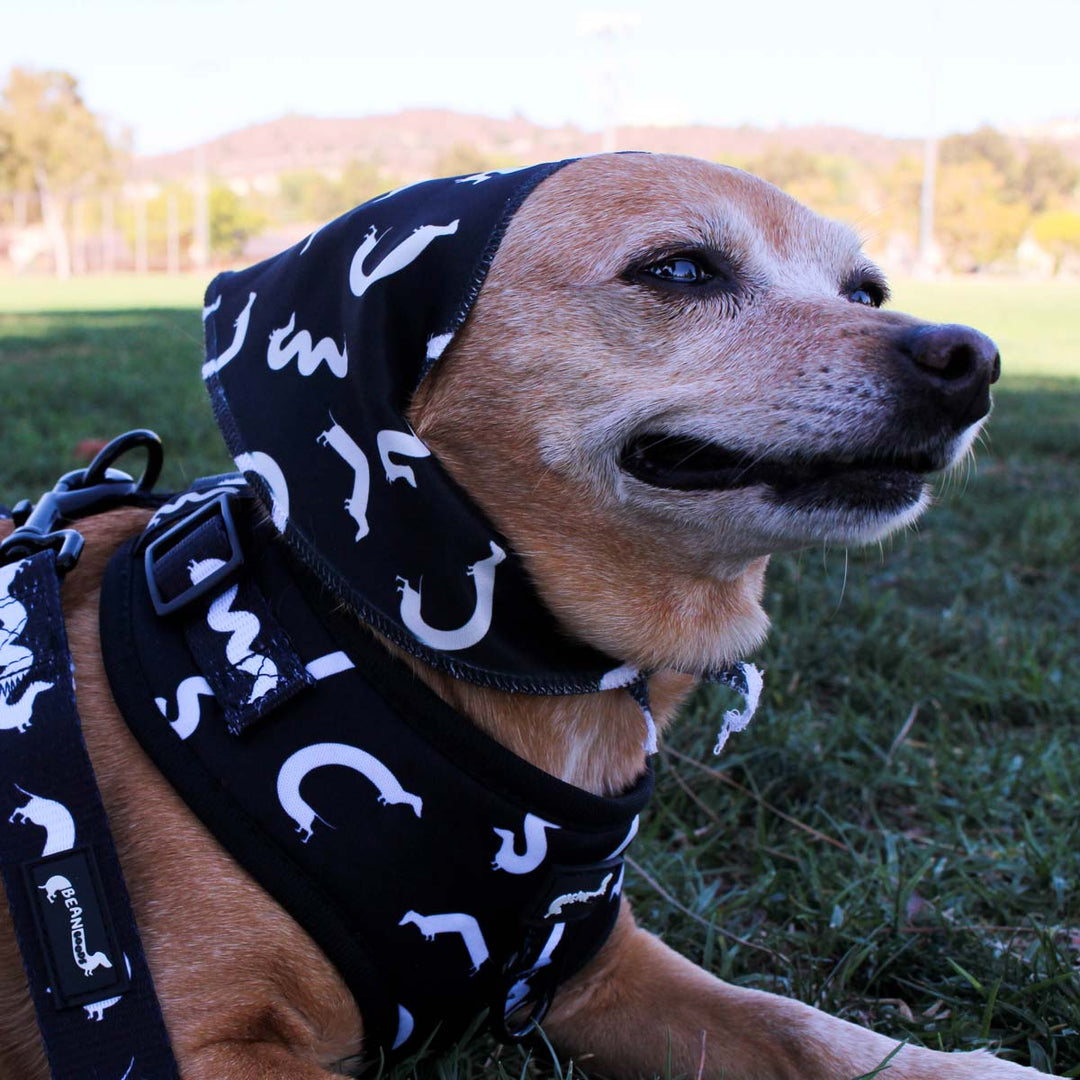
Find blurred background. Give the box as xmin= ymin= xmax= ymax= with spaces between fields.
xmin=1 ymin=0 xmax=1078 ymax=287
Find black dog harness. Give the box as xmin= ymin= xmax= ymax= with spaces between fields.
xmin=100 ymin=488 xmax=651 ymax=1058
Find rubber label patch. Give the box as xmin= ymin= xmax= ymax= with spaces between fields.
xmin=23 ymin=848 xmax=130 ymax=1009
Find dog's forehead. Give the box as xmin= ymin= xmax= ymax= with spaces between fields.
xmin=500 ymin=153 xmax=865 ymax=283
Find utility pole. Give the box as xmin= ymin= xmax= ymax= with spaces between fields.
xmin=916 ymin=19 xmax=941 ymax=278
xmin=166 ymin=190 xmax=180 ymax=274
xmin=72 ymin=197 xmax=86 ymax=275
xmin=577 ymin=12 xmax=640 ymax=153
xmin=103 ymin=194 xmax=116 ymax=274
xmin=135 ymin=195 xmax=148 ymax=274
xmin=193 ymin=144 xmax=210 ymax=272
xmin=918 ymin=132 xmax=937 ymax=276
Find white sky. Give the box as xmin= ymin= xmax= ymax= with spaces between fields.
xmin=2 ymin=0 xmax=1078 ymax=155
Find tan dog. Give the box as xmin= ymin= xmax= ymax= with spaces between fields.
xmin=0 ymin=154 xmax=1050 ymax=1079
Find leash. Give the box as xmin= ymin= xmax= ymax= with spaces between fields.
xmin=0 ymin=432 xmax=181 ymax=1080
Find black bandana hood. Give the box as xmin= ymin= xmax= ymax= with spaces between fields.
xmin=202 ymin=159 xmax=646 ymax=696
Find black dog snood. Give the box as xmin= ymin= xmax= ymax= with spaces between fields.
xmin=200 ymin=158 xmax=645 ymax=696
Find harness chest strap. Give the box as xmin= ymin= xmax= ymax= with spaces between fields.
xmin=0 ymin=549 xmax=179 ymax=1080
xmin=102 ymin=489 xmax=653 ymax=1061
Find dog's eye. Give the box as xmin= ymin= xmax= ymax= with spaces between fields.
xmin=642 ymin=256 xmax=713 ymax=284
xmin=842 ymin=277 xmax=887 ymax=307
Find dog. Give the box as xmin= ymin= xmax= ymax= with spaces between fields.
xmin=0 ymin=152 xmax=1052 ymax=1080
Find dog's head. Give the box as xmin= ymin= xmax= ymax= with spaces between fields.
xmin=411 ymin=153 xmax=1000 ymax=671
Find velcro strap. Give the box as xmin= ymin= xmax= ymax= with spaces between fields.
xmin=146 ymin=496 xmax=312 ymax=734
xmin=183 ymin=573 xmax=313 ymax=735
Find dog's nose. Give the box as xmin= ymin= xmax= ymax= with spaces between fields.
xmin=903 ymin=323 xmax=1001 ymax=429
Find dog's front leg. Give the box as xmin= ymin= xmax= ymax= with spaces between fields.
xmin=545 ymin=901 xmax=1053 ymax=1080
xmin=182 ymin=1041 xmax=354 ymax=1080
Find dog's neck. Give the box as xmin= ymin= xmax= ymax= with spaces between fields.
xmin=388 ymin=643 xmax=696 ymax=795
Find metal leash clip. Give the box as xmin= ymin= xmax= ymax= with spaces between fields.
xmin=0 ymin=429 xmax=163 ymax=574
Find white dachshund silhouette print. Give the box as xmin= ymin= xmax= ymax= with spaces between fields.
xmin=202 ymin=291 xmax=256 ymax=377
xmin=188 ymin=559 xmax=279 ymax=704
xmin=317 ymin=422 xmax=371 ymax=541
xmin=75 ymin=949 xmax=113 ymax=977
xmin=398 ymin=910 xmax=489 ymax=975
xmin=302 ymin=651 xmax=354 ymax=682
xmin=598 ymin=662 xmax=640 ymax=691
xmin=349 ymin=221 xmax=460 ymax=298
xmin=545 ymin=872 xmax=614 ymax=919
xmin=277 ymin=741 xmax=423 ymax=842
xmin=154 ymin=675 xmax=214 ymax=740
xmin=299 ymin=222 xmax=326 ymax=255
xmin=146 ymin=477 xmax=246 ymax=531
xmin=504 ymin=920 xmax=566 ymax=1015
xmin=0 ymin=561 xmax=54 ymax=734
xmin=267 ymin=312 xmax=348 ymax=378
xmin=155 ymin=653 xmax=352 ymax=742
xmin=396 ymin=541 xmax=506 ymax=652
xmin=38 ymin=873 xmax=73 ymax=903
xmin=83 ymin=954 xmax=132 ymax=1021
xmin=491 ymin=814 xmax=559 ymax=874
xmin=234 ymin=451 xmax=290 ymax=533
xmin=9 ymin=785 xmax=76 ymax=855
xmin=453 ymin=166 xmax=529 ymax=186
xmin=608 ymin=815 xmax=639 ymax=860
xmin=84 ymin=993 xmax=117 ymax=1022
xmin=377 ymin=429 xmax=432 ymax=488
xmin=425 ymin=331 xmax=453 ymax=362
xmin=393 ymin=1004 xmax=414 ymax=1051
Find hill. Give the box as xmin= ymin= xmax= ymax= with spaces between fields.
xmin=130 ymin=109 xmax=922 ymax=183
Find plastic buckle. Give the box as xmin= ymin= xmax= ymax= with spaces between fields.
xmin=0 ymin=429 xmax=163 ymax=575
xmin=145 ymin=493 xmax=243 ymax=617
xmin=490 ymin=978 xmax=554 ymax=1043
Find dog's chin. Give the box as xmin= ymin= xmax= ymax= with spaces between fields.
xmin=618 ymin=429 xmax=977 ymax=550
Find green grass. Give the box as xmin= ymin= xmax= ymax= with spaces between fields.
xmin=891 ymin=278 xmax=1080 ymax=380
xmin=0 ymin=272 xmax=209 ymax=312
xmin=0 ymin=278 xmax=1077 ymax=1078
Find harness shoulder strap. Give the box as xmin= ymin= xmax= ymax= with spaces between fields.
xmin=0 ymin=550 xmax=180 ymax=1080
xmin=0 ymin=431 xmax=179 ymax=1080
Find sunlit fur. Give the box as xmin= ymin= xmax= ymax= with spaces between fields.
xmin=411 ymin=154 xmax=986 ymax=676
xmin=0 ymin=155 xmax=1041 ymax=1080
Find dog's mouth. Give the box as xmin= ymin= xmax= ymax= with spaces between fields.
xmin=620 ymin=433 xmax=945 ymax=510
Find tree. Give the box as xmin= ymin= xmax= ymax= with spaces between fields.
xmin=1018 ymin=142 xmax=1078 ymax=214
xmin=338 ymin=159 xmax=395 ymax=210
xmin=279 ymin=169 xmax=334 ymax=223
xmin=934 ymin=159 xmax=1029 ymax=271
xmin=0 ymin=68 xmax=117 ymax=278
xmin=434 ymin=143 xmax=516 ymax=179
xmin=1031 ymin=210 xmax=1080 ymax=274
xmin=209 ymin=183 xmax=267 ymax=259
xmin=939 ymin=125 xmax=1019 ymax=189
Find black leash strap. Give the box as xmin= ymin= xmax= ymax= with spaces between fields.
xmin=0 ymin=433 xmax=180 ymax=1079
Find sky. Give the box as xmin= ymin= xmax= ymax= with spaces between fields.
xmin=2 ymin=0 xmax=1078 ymax=156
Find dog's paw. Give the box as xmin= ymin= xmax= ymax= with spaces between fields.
xmin=895 ymin=1048 xmax=1058 ymax=1080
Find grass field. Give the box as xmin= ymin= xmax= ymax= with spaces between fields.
xmin=0 ymin=276 xmax=1077 ymax=1077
